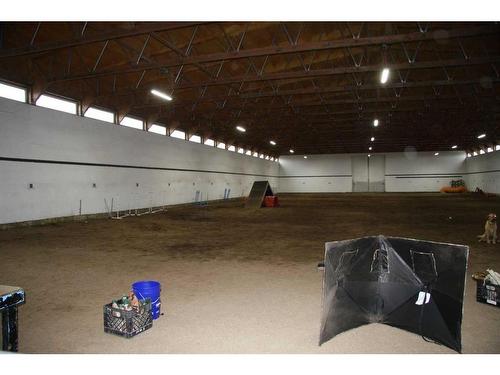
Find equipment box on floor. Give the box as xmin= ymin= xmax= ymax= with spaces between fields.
xmin=263 ymin=196 xmax=279 ymax=207
xmin=104 ymin=298 xmax=153 ymax=338
xmin=475 ymin=280 xmax=500 ymax=308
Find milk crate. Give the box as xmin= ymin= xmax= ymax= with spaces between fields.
xmin=476 ymin=280 xmax=500 ymax=308
xmin=103 ymin=298 xmax=153 ymax=338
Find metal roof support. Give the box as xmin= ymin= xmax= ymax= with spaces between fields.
xmin=417 ymin=22 xmax=430 ymax=33
xmin=92 ymin=40 xmax=109 ymax=72
xmin=0 ymin=22 xmax=203 ymax=58
xmin=45 ymin=25 xmax=500 ymax=84
xmin=29 ymin=78 xmax=47 ymax=104
xmin=457 ymin=39 xmax=469 ymax=60
xmin=136 ymin=34 xmax=151 ymax=65
xmin=65 ymin=49 xmax=73 ymax=76
xmin=30 ymin=23 xmax=41 ymax=46
xmin=352 ymin=22 xmax=365 ymax=39
xmin=135 ymin=70 xmax=146 ymax=89
xmin=236 ymin=24 xmax=248 ymax=52
xmin=80 ymin=22 xmax=88 ymax=37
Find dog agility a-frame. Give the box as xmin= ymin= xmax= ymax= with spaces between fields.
xmin=245 ymin=181 xmax=274 ymax=208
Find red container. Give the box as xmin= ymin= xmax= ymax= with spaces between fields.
xmin=263 ymin=196 xmax=279 ymax=207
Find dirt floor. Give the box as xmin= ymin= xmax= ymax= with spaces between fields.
xmin=1 ymin=193 xmax=499 ymax=354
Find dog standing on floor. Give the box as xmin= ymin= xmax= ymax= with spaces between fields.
xmin=478 ymin=213 xmax=497 ymax=244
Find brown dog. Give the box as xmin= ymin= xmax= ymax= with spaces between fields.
xmin=478 ymin=213 xmax=497 ymax=244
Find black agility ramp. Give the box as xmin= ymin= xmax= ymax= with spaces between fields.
xmin=245 ymin=181 xmax=274 ymax=208
xmin=319 ymin=235 xmax=469 ymax=353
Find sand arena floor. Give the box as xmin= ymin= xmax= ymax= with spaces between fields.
xmin=1 ymin=193 xmax=499 ymax=353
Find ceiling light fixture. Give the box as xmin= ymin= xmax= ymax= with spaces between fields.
xmin=150 ymin=89 xmax=172 ymax=101
xmin=373 ymin=119 xmax=379 ymax=127
xmin=368 ymin=154 xmax=371 ymax=157
xmin=369 ymin=146 xmax=372 ymax=151
xmin=236 ymin=126 xmax=246 ymax=132
xmin=270 ymin=140 xmax=276 ymax=146
xmin=289 ymin=149 xmax=294 ymax=154
xmin=304 ymin=156 xmax=308 ymax=159
xmin=477 ymin=133 xmax=486 ymax=139
xmin=370 ymin=137 xmax=375 ymax=142
xmin=380 ymin=68 xmax=390 ymax=84
xmin=434 ymin=152 xmax=439 ymax=156
xmin=451 ymin=145 xmax=457 ymax=149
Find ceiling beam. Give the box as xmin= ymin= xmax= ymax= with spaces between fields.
xmin=153 ymin=112 xmax=497 ymax=127
xmin=154 ymin=103 xmax=500 ymax=121
xmin=148 ymin=112 xmax=497 ymax=139
xmin=0 ymin=22 xmax=205 ymax=58
xmin=125 ymin=77 xmax=500 ymax=114
xmin=131 ymin=90 xmax=497 ymax=112
xmin=86 ymin=55 xmax=500 ymax=102
xmin=275 ymin=136 xmax=498 ymax=147
xmin=239 ymin=78 xmax=500 ymax=99
xmin=150 ymin=106 xmax=498 ymax=125
xmin=168 ymin=56 xmax=500 ymax=91
xmin=46 ymin=24 xmax=500 ymax=84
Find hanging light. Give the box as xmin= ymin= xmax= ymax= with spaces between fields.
xmin=150 ymin=89 xmax=172 ymax=101
xmin=380 ymin=44 xmax=390 ymax=84
xmin=380 ymin=68 xmax=390 ymax=84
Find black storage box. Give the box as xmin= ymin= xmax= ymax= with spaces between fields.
xmin=476 ymin=280 xmax=500 ymax=308
xmin=103 ymin=298 xmax=153 ymax=338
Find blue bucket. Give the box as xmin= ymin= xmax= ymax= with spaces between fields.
xmin=132 ymin=280 xmax=161 ymax=320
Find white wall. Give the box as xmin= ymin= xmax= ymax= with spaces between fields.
xmin=0 ymin=98 xmax=279 ymax=224
xmin=368 ymin=154 xmax=385 ymax=192
xmin=351 ymin=155 xmax=368 ymax=192
xmin=2 ymin=98 xmax=498 ymax=225
xmin=278 ymin=154 xmax=352 ymax=193
xmin=465 ymin=152 xmax=500 ymax=194
xmin=385 ymin=151 xmax=466 ymax=192
xmin=278 ymin=151 xmax=468 ymax=193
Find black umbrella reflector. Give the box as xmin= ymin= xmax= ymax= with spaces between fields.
xmin=319 ymin=235 xmax=468 ymax=353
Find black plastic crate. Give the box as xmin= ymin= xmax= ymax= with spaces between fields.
xmin=103 ymin=299 xmax=153 ymax=338
xmin=476 ymin=280 xmax=500 ymax=308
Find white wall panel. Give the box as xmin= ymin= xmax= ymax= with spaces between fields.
xmin=352 ymin=155 xmax=368 ymax=192
xmin=368 ymin=154 xmax=385 ymax=192
xmin=278 ymin=154 xmax=352 ymax=193
xmin=385 ymin=151 xmax=466 ymax=192
xmin=2 ymin=97 xmax=499 ymax=224
xmin=278 ymin=151 xmax=469 ymax=193
xmin=0 ymin=98 xmax=278 ymax=224
xmin=465 ymin=152 xmax=500 ymax=194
